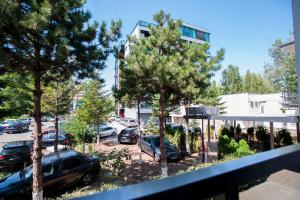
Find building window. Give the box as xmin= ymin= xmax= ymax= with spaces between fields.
xmin=180 ymin=26 xmax=196 ymax=39
xmin=255 ymin=102 xmax=259 ymax=108
xmin=195 ymin=30 xmax=209 ymax=42
xmin=250 ymin=101 xmax=253 ymax=108
xmin=140 ymin=30 xmax=150 ymax=37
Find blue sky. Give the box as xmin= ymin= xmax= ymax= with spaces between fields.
xmin=85 ymin=0 xmax=293 ymax=91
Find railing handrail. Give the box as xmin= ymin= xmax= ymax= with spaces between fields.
xmin=75 ymin=144 xmax=300 ymax=200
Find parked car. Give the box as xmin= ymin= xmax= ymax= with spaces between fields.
xmin=5 ymin=121 xmax=29 ymax=133
xmin=118 ymin=128 xmax=139 ymax=144
xmin=0 ymin=119 xmax=18 ymax=132
xmin=127 ymin=119 xmax=138 ymax=128
xmin=0 ymin=150 xmax=100 ymax=198
xmin=18 ymin=118 xmax=31 ymax=126
xmin=0 ymin=142 xmax=32 ymax=171
xmin=94 ymin=125 xmax=117 ymax=138
xmin=42 ymin=131 xmax=74 ymax=148
xmin=140 ymin=135 xmax=182 ymax=162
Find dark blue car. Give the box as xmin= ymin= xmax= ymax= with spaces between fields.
xmin=0 ymin=150 xmax=100 ymax=199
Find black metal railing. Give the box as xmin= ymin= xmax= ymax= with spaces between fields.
xmin=76 ymin=144 xmax=300 ymax=200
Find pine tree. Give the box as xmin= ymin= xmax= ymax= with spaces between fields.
xmin=123 ymin=11 xmax=224 ymax=175
xmin=0 ymin=1 xmax=121 ymax=198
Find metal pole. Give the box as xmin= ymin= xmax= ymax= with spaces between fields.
xmin=270 ymin=122 xmax=274 ymax=149
xmin=292 ymin=0 xmax=300 ymax=143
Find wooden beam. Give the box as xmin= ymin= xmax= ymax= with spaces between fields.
xmin=208 ymin=119 xmax=211 ymax=143
xmin=234 ymin=120 xmax=237 ymax=139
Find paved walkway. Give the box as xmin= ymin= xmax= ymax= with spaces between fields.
xmin=240 ymin=170 xmax=300 ymax=200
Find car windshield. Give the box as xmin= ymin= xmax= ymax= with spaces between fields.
xmin=24 ymin=164 xmax=33 ymax=178
xmin=153 ymin=138 xmax=170 ymax=147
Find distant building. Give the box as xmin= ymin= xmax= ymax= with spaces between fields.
xmin=115 ymin=20 xmax=211 ymax=124
xmin=219 ymin=93 xmax=297 ymax=129
xmin=71 ymin=89 xmax=84 ymax=112
xmin=279 ymin=40 xmax=295 ymax=55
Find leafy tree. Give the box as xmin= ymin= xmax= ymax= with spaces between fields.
xmin=41 ymin=80 xmax=75 ymax=152
xmin=77 ymin=79 xmax=114 ymax=135
xmin=264 ymin=39 xmax=297 ymax=93
xmin=200 ymin=81 xmax=226 ymax=113
xmin=221 ymin=65 xmax=243 ymax=94
xmin=0 ymin=1 xmax=121 ymax=198
xmin=0 ymin=73 xmax=33 ymax=119
xmin=179 ymin=43 xmax=224 ymax=155
xmin=243 ymin=70 xmax=274 ymax=94
xmin=145 ymin=115 xmax=159 ymax=135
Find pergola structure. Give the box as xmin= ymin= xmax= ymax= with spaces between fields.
xmin=211 ymin=114 xmax=300 ymax=149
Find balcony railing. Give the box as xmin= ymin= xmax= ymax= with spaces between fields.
xmin=76 ymin=144 xmax=300 ymax=200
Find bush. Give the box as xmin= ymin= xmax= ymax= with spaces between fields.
xmin=101 ymin=148 xmax=132 ymax=177
xmin=275 ymin=129 xmax=293 ymax=147
xmin=256 ymin=126 xmax=270 ymax=150
xmin=235 ymin=140 xmax=255 ymax=157
xmin=166 ymin=129 xmax=186 ymax=152
xmin=188 ymin=131 xmax=200 ymax=153
xmin=218 ymin=135 xmax=254 ymax=159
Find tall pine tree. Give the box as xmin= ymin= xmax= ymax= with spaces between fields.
xmin=0 ymin=1 xmax=121 ymax=198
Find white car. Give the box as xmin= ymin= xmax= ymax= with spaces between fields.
xmin=97 ymin=126 xmax=117 ymax=137
xmin=127 ymin=119 xmax=138 ymax=127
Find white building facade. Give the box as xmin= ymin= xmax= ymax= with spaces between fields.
xmin=220 ymin=93 xmax=298 ymax=129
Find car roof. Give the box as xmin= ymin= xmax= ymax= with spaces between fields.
xmin=122 ymin=128 xmax=136 ymax=131
xmin=143 ymin=135 xmax=159 ymax=139
xmin=3 ymin=141 xmax=32 ymax=149
xmin=42 ymin=150 xmax=84 ymax=162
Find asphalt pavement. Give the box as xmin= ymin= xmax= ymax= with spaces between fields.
xmin=0 ymin=122 xmax=53 ymax=147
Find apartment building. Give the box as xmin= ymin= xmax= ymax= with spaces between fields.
xmin=115 ymin=20 xmax=211 ymax=124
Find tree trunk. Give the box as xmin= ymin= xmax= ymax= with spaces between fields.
xmin=82 ymin=128 xmax=86 ymax=153
xmin=54 ymin=115 xmax=59 ymax=152
xmin=184 ymin=106 xmax=190 ymax=155
xmin=32 ymin=70 xmax=43 ymax=200
xmin=54 ymin=86 xmax=59 ymax=152
xmin=137 ymin=100 xmax=142 ymax=164
xmin=159 ymin=92 xmax=168 ymax=177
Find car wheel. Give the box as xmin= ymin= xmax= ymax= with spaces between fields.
xmin=82 ymin=173 xmax=94 ymax=185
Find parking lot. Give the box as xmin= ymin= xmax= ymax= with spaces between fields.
xmin=0 ymin=122 xmax=54 ymax=147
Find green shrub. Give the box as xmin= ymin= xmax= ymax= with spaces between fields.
xmin=101 ymin=148 xmax=132 ymax=177
xmin=275 ymin=129 xmax=293 ymax=147
xmin=235 ymin=140 xmax=255 ymax=157
xmin=218 ymin=135 xmax=254 ymax=159
xmin=188 ymin=132 xmax=200 ymax=153
xmin=167 ymin=129 xmax=186 ymax=152
xmin=256 ymin=126 xmax=270 ymax=150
